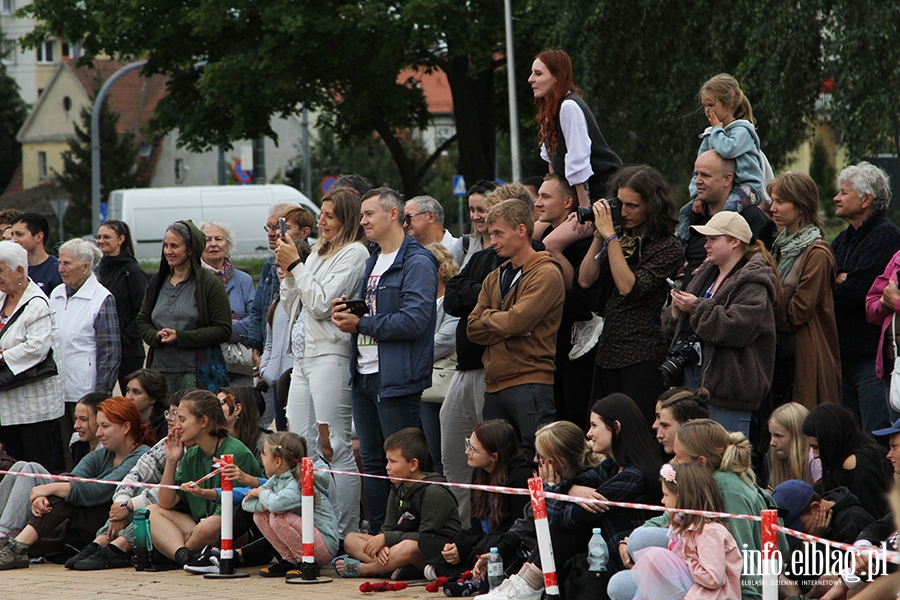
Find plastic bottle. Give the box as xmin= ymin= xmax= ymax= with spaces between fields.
xmin=587 ymin=528 xmax=609 ymax=572
xmin=132 ymin=508 xmax=153 ymax=571
xmin=487 ymin=547 xmax=504 ymax=590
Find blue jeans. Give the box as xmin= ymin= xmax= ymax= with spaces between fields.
xmin=842 ymin=355 xmax=893 ymax=432
xmin=607 ymin=526 xmax=670 ymax=600
xmin=351 ymin=372 xmax=421 ymax=535
xmin=708 ymin=405 xmax=752 ymax=438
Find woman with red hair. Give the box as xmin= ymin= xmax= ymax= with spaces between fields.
xmin=530 ymin=49 xmax=621 ymax=207
xmin=0 ymin=397 xmax=154 ymax=570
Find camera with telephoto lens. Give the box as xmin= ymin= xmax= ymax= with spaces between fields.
xmin=576 ymin=197 xmax=623 ymax=234
xmin=659 ymin=334 xmax=700 ymax=386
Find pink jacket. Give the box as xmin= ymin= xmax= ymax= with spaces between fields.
xmin=864 ymin=250 xmax=900 ymax=378
xmin=681 ymin=523 xmax=743 ymax=600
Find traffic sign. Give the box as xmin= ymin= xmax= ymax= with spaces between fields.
xmin=321 ymin=176 xmax=337 ymax=195
xmin=453 ymin=175 xmax=467 ymax=197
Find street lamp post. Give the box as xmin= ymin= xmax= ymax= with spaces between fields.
xmin=91 ymin=60 xmax=147 ymax=234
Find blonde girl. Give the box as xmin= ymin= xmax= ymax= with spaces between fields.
xmin=630 ymin=463 xmax=742 ymax=600
xmin=767 ymin=402 xmax=821 ymax=490
xmin=679 ymin=74 xmax=766 ymax=243
xmin=243 ymin=432 xmax=338 ymax=577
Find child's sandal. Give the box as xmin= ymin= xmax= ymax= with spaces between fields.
xmin=332 ymin=554 xmax=361 ymax=578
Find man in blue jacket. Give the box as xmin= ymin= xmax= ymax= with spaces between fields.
xmin=333 ymin=186 xmax=438 ymax=535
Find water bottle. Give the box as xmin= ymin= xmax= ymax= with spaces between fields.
xmin=487 ymin=547 xmax=504 ymax=590
xmin=132 ymin=509 xmax=152 ymax=571
xmin=587 ymin=528 xmax=609 ymax=572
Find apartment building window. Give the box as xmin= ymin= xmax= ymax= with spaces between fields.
xmin=174 ymin=158 xmax=186 ymax=184
xmin=0 ymin=0 xmax=13 ymax=16
xmin=61 ymin=41 xmax=84 ymax=59
xmin=435 ymin=125 xmax=455 ymax=147
xmin=1 ymin=39 xmax=15 ymax=66
xmin=36 ymin=40 xmax=55 ymax=64
xmin=38 ymin=151 xmax=47 ymax=180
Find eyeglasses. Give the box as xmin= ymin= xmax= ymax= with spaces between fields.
xmin=164 ymin=409 xmax=179 ymax=422
xmin=94 ymin=234 xmax=116 ymax=241
xmin=464 ymin=437 xmax=481 ymax=455
xmin=403 ymin=212 xmax=423 ymax=225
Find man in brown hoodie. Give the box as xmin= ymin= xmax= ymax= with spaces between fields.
xmin=467 ymin=199 xmax=565 ymax=453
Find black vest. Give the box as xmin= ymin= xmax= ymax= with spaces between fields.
xmin=548 ymin=93 xmax=622 ymax=200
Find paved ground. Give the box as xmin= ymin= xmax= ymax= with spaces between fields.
xmin=2 ymin=563 xmax=437 ymax=599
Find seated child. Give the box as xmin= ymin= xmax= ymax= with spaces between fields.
xmin=243 ymin=432 xmax=338 ymax=578
xmin=335 ymin=428 xmax=461 ymax=578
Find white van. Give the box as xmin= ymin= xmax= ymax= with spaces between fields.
xmin=107 ymin=184 xmax=319 ymax=262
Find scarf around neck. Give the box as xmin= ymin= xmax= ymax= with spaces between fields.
xmin=772 ymin=222 xmax=821 ymax=281
xmin=202 ymin=258 xmax=235 ymax=286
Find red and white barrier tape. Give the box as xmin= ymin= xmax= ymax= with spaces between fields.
xmin=773 ymin=523 xmax=900 ymax=565
xmin=0 ymin=464 xmax=225 ymax=492
xmin=316 ymin=466 xmax=764 ymax=522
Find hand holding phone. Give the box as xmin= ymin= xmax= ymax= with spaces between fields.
xmin=342 ymin=299 xmax=370 ymax=318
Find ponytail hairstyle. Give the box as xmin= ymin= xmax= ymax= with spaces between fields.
xmin=662 ymin=462 xmax=726 ymax=534
xmin=100 ymin=220 xmax=136 ymax=256
xmin=699 ymin=73 xmax=755 ymax=125
xmin=675 ymin=419 xmax=757 ymax=487
xmin=534 ymin=420 xmax=601 ymax=480
xmin=264 ymin=431 xmax=308 ymax=483
xmin=180 ymin=389 xmax=231 ymax=438
xmin=470 ymin=420 xmax=525 ymax=531
xmin=657 ymin=387 xmax=710 ymax=424
xmin=767 ymin=402 xmax=811 ymax=488
xmin=97 ymin=396 xmax=156 ymax=448
xmin=533 ymin=49 xmax=582 ymax=154
xmin=219 ymin=386 xmax=264 ymax=454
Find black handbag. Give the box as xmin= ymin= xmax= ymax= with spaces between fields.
xmin=0 ymin=297 xmax=58 ymax=391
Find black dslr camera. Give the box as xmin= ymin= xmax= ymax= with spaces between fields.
xmin=576 ymin=197 xmax=623 ymax=235
xmin=658 ymin=335 xmax=700 ymax=386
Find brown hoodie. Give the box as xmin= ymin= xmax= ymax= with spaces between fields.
xmin=467 ymin=251 xmax=564 ymax=392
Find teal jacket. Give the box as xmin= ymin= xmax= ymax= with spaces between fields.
xmin=66 ymin=445 xmax=151 ymax=507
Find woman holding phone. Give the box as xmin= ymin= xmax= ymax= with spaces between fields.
xmin=274 ymin=187 xmax=369 ymax=541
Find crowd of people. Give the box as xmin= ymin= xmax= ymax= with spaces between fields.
xmin=0 ymin=48 xmax=898 ymax=599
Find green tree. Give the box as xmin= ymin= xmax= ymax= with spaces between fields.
xmin=21 ymin=0 xmax=544 ymax=196
xmin=0 ymin=62 xmax=28 ymax=191
xmin=809 ymin=135 xmax=837 ymax=216
xmin=554 ymin=0 xmax=823 ymax=183
xmin=54 ymin=102 xmax=146 ymax=237
xmin=825 ymin=0 xmax=900 ymax=164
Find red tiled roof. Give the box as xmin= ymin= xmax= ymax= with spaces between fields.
xmin=398 ymin=67 xmax=453 ymax=115
xmin=2 ymin=162 xmax=23 ymax=196
xmin=64 ymin=57 xmax=168 ymax=144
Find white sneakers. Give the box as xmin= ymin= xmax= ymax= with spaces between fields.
xmin=569 ymin=313 xmax=604 ymax=360
xmin=477 ymin=575 xmax=543 ymax=600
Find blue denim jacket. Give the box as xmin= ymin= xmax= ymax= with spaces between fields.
xmin=350 ymin=235 xmax=438 ymax=398
xmin=240 ymin=256 xmax=279 ymax=351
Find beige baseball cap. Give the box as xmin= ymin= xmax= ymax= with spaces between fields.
xmin=690 ymin=211 xmax=752 ymax=244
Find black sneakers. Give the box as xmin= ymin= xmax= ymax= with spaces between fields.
xmin=65 ymin=542 xmax=101 ymax=569
xmin=72 ymin=545 xmax=133 ymax=570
